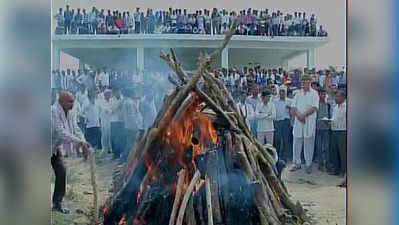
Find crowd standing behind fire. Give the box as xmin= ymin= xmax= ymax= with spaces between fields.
xmin=51 ymin=64 xmax=346 ymax=177
xmin=54 ymin=5 xmax=328 ymax=37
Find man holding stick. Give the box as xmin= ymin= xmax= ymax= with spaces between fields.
xmin=51 ymin=91 xmax=91 ymax=213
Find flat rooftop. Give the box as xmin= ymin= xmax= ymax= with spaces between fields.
xmin=52 ymin=34 xmax=328 ymax=69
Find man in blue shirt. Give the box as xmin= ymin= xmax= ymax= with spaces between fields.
xmin=273 ymin=88 xmax=292 ymax=161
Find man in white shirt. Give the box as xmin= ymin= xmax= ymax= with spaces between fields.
xmin=98 ymin=68 xmax=110 ymax=89
xmin=318 ymin=70 xmax=326 ymax=88
xmin=99 ymin=89 xmax=113 ymax=153
xmin=273 ymin=89 xmax=291 ymax=161
xmin=221 ymin=10 xmax=230 ymax=33
xmin=246 ymin=86 xmax=260 ymax=137
xmin=256 ymin=90 xmax=276 ymax=145
xmin=109 ymin=89 xmax=125 ymax=159
xmin=140 ymin=93 xmax=157 ymax=130
xmin=290 ymin=75 xmax=319 ymax=174
xmin=329 ymin=90 xmax=346 ymax=176
xmin=122 ymin=90 xmax=143 ymax=161
xmin=51 ymin=92 xmax=90 ymax=213
xmin=83 ymin=92 xmax=102 ymax=150
xmin=76 ymin=70 xmax=88 ymax=88
xmin=236 ymin=91 xmax=255 ymax=130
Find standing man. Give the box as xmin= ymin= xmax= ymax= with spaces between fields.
xmin=66 ymin=69 xmax=72 ymax=91
xmin=83 ymin=92 xmax=102 ymax=150
xmin=99 ymin=90 xmax=113 ymax=153
xmin=122 ymin=90 xmax=143 ymax=161
xmin=290 ymin=75 xmax=319 ymax=174
xmin=246 ymin=84 xmax=260 ymax=139
xmin=273 ymin=89 xmax=291 ymax=161
xmin=64 ymin=5 xmax=73 ymax=34
xmin=51 ymin=92 xmax=90 ymax=213
xmin=329 ymin=90 xmax=347 ymax=176
xmin=315 ymin=88 xmax=331 ymax=171
xmin=236 ymin=91 xmax=255 ymax=130
xmin=255 ymin=90 xmax=276 ymax=145
xmin=110 ymin=89 xmax=125 ymax=159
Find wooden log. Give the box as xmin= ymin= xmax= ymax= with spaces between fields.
xmin=185 ymin=194 xmax=197 ymax=225
xmin=160 ymin=50 xmax=188 ymax=83
xmin=170 ymin=48 xmax=189 ymax=82
xmin=205 ymin=175 xmax=214 ymax=225
xmin=241 ymin=135 xmax=261 ymax=173
xmin=232 ymin=134 xmax=255 ymax=180
xmin=204 ymin=73 xmax=253 ymax=139
xmin=195 ymin=86 xmax=239 ymax=132
xmin=152 ymin=89 xmax=179 ymax=128
xmin=89 ymin=150 xmax=98 ymax=225
xmin=168 ymin=74 xmax=181 ymax=87
xmin=125 ymin=128 xmax=160 ymax=180
xmin=104 ymin=159 xmax=147 ymax=225
xmin=255 ymin=153 xmax=285 ymax=216
xmin=206 ymin=150 xmax=222 ymax=224
xmin=252 ymin=181 xmax=280 ymax=225
xmin=209 ymin=22 xmax=237 ymax=60
xmin=158 ymin=72 xmax=202 ymax=131
xmin=255 ymin=151 xmax=307 ymax=223
xmin=239 ymin=136 xmax=283 ymax=225
xmin=176 ymin=170 xmax=201 ymax=225
xmin=169 ymin=169 xmax=187 ymax=225
xmin=194 ymin=186 xmax=207 ymax=225
xmin=173 ymin=93 xmax=196 ymax=122
xmin=132 ymin=184 xmax=174 ymax=225
xmin=201 ymin=74 xmax=229 ymax=109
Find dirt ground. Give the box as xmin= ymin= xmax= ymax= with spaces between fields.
xmin=282 ymin=164 xmax=347 ymax=225
xmin=51 ymin=154 xmax=346 ymax=225
xmin=51 ymin=152 xmax=119 ymax=225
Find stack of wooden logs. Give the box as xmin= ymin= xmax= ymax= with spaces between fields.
xmin=102 ymin=25 xmax=308 ymax=225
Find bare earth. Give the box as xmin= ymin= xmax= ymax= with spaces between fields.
xmin=283 ymin=164 xmax=347 ymax=225
xmin=51 ymin=155 xmax=346 ymax=225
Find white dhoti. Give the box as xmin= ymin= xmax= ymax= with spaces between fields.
xmin=293 ymin=136 xmax=315 ymax=167
xmin=101 ymin=117 xmax=111 ymax=152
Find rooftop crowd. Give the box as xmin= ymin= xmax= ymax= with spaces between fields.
xmin=54 ymin=5 xmax=328 ymax=37
xmin=51 ymin=64 xmax=346 ymax=213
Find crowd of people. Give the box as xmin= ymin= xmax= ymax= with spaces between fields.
xmin=51 ymin=64 xmax=346 ymax=213
xmin=51 ymin=64 xmax=346 ymax=173
xmin=54 ymin=5 xmax=328 ymax=37
xmin=213 ymin=65 xmax=346 ymax=176
xmin=51 ymin=67 xmax=172 ymax=162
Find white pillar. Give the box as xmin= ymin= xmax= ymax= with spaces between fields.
xmin=306 ymin=49 xmax=316 ymax=70
xmin=281 ymin=60 xmax=289 ymax=71
xmin=221 ymin=48 xmax=229 ymax=69
xmin=137 ymin=47 xmax=145 ymax=73
xmin=52 ymin=45 xmax=60 ymax=70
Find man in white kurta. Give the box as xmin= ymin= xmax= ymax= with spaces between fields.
xmin=236 ymin=91 xmax=255 ymax=130
xmin=290 ymin=75 xmax=319 ymax=173
xmin=99 ymin=89 xmax=113 ymax=153
xmin=256 ymin=90 xmax=276 ymax=146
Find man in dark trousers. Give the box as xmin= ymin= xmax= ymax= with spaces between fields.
xmin=273 ymin=88 xmax=292 ymax=161
xmin=329 ymin=90 xmax=347 ymax=176
xmin=64 ymin=5 xmax=73 ymax=34
xmin=51 ymin=92 xmax=91 ymax=213
xmin=315 ymin=88 xmax=331 ymax=171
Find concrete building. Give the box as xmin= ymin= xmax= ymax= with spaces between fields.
xmin=52 ymin=34 xmax=328 ymax=72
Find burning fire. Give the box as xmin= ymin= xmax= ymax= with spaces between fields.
xmin=164 ymin=101 xmax=218 ymax=167
xmin=137 ymin=98 xmax=218 ymax=205
xmin=118 ymin=214 xmax=127 ymax=225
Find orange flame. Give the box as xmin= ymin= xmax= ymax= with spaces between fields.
xmin=118 ymin=214 xmax=127 ymax=225
xmin=163 ymin=101 xmax=218 ymax=167
xmin=136 ymin=98 xmax=218 ymax=204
